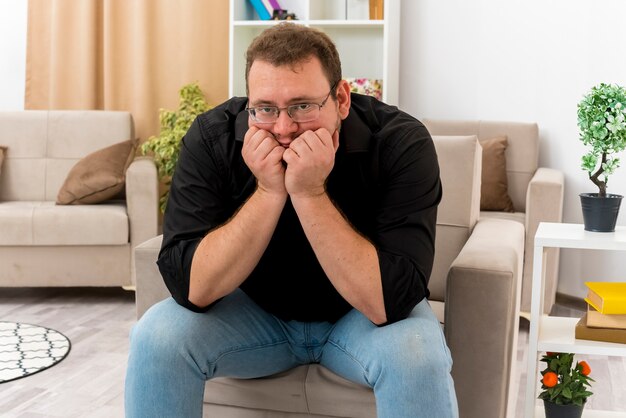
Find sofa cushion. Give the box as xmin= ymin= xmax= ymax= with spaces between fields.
xmin=56 ymin=138 xmax=137 ymax=205
xmin=0 ymin=202 xmax=129 ymax=245
xmin=480 ymin=210 xmax=525 ymax=225
xmin=480 ymin=136 xmax=515 ymax=212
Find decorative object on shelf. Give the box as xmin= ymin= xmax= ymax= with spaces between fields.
xmin=584 ymin=281 xmax=626 ymax=315
xmin=577 ymin=83 xmax=626 ymax=232
xmin=587 ymin=303 xmax=626 ymax=329
xmin=248 ymin=0 xmax=271 ymax=20
xmin=0 ymin=322 xmax=71 ymax=383
xmin=575 ymin=314 xmax=626 ymax=344
xmin=538 ymin=352 xmax=593 ymax=418
xmin=347 ymin=0 xmax=369 ymax=20
xmin=369 ymin=0 xmax=384 ymax=19
xmin=264 ymin=0 xmax=281 ymax=12
xmin=141 ymin=82 xmax=211 ymax=212
xmin=577 ymin=281 xmax=626 ymax=342
xmin=272 ymin=9 xmax=297 ymax=20
xmin=345 ymin=78 xmax=382 ymax=101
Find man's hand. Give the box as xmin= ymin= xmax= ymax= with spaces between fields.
xmin=242 ymin=126 xmax=287 ymax=196
xmin=283 ymin=128 xmax=339 ymax=198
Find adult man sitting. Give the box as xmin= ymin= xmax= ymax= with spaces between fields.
xmin=125 ymin=22 xmax=459 ymax=418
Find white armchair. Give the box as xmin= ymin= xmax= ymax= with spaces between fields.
xmin=134 ymin=133 xmax=525 ymax=418
xmin=424 ymin=119 xmax=565 ymax=314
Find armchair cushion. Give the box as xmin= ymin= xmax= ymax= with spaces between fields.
xmin=429 ymin=135 xmax=481 ymax=301
xmin=479 ymin=136 xmax=514 ymax=212
xmin=56 ymin=138 xmax=137 ymax=205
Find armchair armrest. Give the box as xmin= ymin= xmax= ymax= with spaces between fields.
xmin=445 ymin=218 xmax=524 ymax=418
xmin=135 ymin=234 xmax=169 ymax=319
xmin=126 ymin=157 xmax=159 ymax=285
xmin=522 ymin=167 xmax=565 ymax=313
xmin=525 ymin=167 xmax=565 ymax=226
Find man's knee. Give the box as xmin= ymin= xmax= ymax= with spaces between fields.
xmin=130 ymin=299 xmax=192 ymax=359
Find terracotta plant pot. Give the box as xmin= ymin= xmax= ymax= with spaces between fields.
xmin=543 ymin=399 xmax=584 ymax=418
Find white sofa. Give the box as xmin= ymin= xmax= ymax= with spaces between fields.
xmin=0 ymin=110 xmax=159 ymax=287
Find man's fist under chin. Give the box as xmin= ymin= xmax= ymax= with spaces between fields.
xmin=282 ymin=128 xmax=338 ymax=198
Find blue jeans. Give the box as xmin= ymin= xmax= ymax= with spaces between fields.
xmin=125 ymin=289 xmax=458 ymax=418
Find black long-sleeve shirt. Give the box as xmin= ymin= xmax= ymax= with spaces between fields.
xmin=157 ymin=93 xmax=442 ymax=324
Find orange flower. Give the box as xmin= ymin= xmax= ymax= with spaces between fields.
xmin=542 ymin=371 xmax=558 ymax=387
xmin=578 ymin=361 xmax=591 ymax=376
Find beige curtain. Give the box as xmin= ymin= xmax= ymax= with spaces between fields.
xmin=25 ymin=0 xmax=229 ymax=142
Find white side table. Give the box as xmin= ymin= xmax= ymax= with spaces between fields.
xmin=524 ymin=222 xmax=626 ymax=418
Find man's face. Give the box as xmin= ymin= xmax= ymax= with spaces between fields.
xmin=247 ymin=56 xmax=350 ymax=148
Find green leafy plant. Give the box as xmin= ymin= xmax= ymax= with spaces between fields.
xmin=538 ymin=352 xmax=593 ymax=406
xmin=578 ymin=83 xmax=626 ymax=197
xmin=142 ymin=82 xmax=211 ymax=212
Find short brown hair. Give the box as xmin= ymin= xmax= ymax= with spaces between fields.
xmin=245 ymin=23 xmax=342 ymax=96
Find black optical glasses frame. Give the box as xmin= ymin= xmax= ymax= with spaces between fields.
xmin=245 ymin=82 xmax=338 ymax=124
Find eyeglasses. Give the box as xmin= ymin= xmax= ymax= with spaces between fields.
xmin=245 ymin=85 xmax=336 ymax=124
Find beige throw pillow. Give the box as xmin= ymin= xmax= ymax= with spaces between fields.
xmin=56 ymin=138 xmax=137 ymax=205
xmin=0 ymin=146 xmax=7 ymax=191
xmin=480 ymin=136 xmax=515 ymax=212
xmin=0 ymin=146 xmax=6 ymax=169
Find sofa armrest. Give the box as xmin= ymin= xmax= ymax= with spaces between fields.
xmin=135 ymin=234 xmax=170 ymax=319
xmin=126 ymin=157 xmax=159 ymax=285
xmin=445 ymin=218 xmax=524 ymax=418
xmin=522 ymin=167 xmax=565 ymax=313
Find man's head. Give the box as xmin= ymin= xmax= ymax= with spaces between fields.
xmin=245 ymin=23 xmax=342 ymax=97
xmin=244 ymin=23 xmax=351 ymax=147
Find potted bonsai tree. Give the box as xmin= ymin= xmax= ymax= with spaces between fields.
xmin=577 ymin=82 xmax=626 ymax=231
xmin=141 ymin=82 xmax=211 ymax=212
xmin=539 ymin=352 xmax=593 ymax=418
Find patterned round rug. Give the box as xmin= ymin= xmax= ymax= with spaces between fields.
xmin=0 ymin=321 xmax=71 ymax=383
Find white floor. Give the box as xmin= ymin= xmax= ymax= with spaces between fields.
xmin=0 ymin=288 xmax=624 ymax=417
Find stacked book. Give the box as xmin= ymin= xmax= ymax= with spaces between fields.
xmin=575 ymin=281 xmax=626 ymax=344
xmin=248 ymin=0 xmax=284 ymax=21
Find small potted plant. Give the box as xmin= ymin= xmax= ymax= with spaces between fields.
xmin=539 ymin=352 xmax=593 ymax=418
xmin=577 ymin=83 xmax=626 ymax=232
xmin=141 ymin=82 xmax=211 ymax=212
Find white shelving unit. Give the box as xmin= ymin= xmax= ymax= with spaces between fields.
xmin=524 ymin=222 xmax=626 ymax=418
xmin=229 ymin=0 xmax=400 ymax=105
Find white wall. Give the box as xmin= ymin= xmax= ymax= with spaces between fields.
xmin=400 ymin=0 xmax=626 ymax=299
xmin=0 ymin=0 xmax=27 ymax=111
xmin=2 ymin=0 xmax=624 ymax=298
